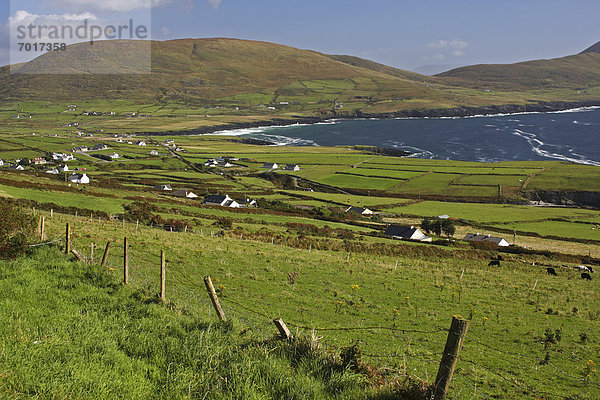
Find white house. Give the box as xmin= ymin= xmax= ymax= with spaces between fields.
xmin=171 ymin=189 xmax=198 ymax=198
xmin=463 ymin=233 xmax=510 ymax=247
xmin=135 ymin=140 xmax=147 ymax=146
xmin=91 ymin=143 xmax=109 ymax=151
xmin=261 ymin=162 xmax=278 ymax=169
xmin=46 ymin=168 xmax=59 ymax=174
xmin=33 ymin=157 xmax=48 ymax=165
xmin=59 ymin=165 xmax=69 ymax=172
xmin=150 ymin=150 xmax=159 ymax=156
xmin=283 ymin=164 xmax=301 ymax=171
xmin=153 ymin=184 xmax=173 ymax=191
xmin=345 ymin=206 xmax=373 ymax=215
xmin=109 ymin=153 xmax=120 ymax=159
xmin=384 ymin=225 xmax=432 ymax=242
xmin=203 ymin=194 xmax=240 ymax=208
xmin=12 ymin=165 xmax=25 ymax=171
xmin=68 ymin=173 xmax=90 ymax=184
xmin=0 ymin=159 xmax=4 ymax=166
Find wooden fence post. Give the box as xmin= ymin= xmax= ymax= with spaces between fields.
xmin=273 ymin=318 xmax=292 ymax=340
xmin=65 ymin=223 xmax=71 ymax=254
xmin=71 ymin=248 xmax=84 ymax=262
xmin=90 ymin=242 xmax=95 ymax=263
xmin=101 ymin=241 xmax=111 ymax=267
xmin=50 ymin=209 xmax=53 ymax=218
xmin=123 ymin=237 xmax=129 ymax=285
xmin=433 ymin=316 xmax=470 ymax=400
xmin=40 ymin=216 xmax=45 ymax=241
xmin=204 ymin=276 xmax=226 ymax=322
xmin=160 ymin=250 xmax=166 ymax=302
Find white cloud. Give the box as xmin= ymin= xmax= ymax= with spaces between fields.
xmin=432 ymin=54 xmax=446 ymax=61
xmin=427 ymin=39 xmax=469 ymax=50
xmin=452 ymin=50 xmax=465 ymax=57
xmin=209 ymin=0 xmax=223 ymax=10
xmin=48 ymin=0 xmax=162 ymax=12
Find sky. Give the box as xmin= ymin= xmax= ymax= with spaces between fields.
xmin=1 ymin=0 xmax=599 ymax=72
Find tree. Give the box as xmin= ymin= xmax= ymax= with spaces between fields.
xmin=441 ymin=218 xmax=456 ymax=237
xmin=420 ymin=218 xmax=432 ymax=234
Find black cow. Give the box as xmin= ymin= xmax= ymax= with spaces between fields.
xmin=588 ymin=267 xmax=594 ymax=273
xmin=497 ymin=255 xmax=504 ymax=261
xmin=488 ymin=260 xmax=500 ymax=267
xmin=582 ymin=273 xmax=592 ymax=281
xmin=546 ymin=267 xmax=557 ymax=276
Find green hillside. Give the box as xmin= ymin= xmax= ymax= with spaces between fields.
xmin=437 ymin=53 xmax=600 ymax=89
xmin=0 ymin=246 xmax=406 ymax=399
xmin=2 ymin=37 xmax=600 ymax=116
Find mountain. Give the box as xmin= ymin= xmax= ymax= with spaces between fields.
xmin=413 ymin=64 xmax=466 ymax=76
xmin=437 ymin=52 xmax=600 ymax=89
xmin=581 ymin=40 xmax=600 ymax=54
xmin=1 ymin=38 xmax=437 ymax=102
xmin=1 ymin=38 xmax=600 ymax=114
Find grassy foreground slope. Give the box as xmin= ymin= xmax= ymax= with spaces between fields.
xmin=0 ymin=247 xmax=406 ymax=399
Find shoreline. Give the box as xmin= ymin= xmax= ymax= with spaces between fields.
xmin=140 ymin=100 xmax=600 ymax=136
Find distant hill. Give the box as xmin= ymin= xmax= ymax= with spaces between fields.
xmin=1 ymin=38 xmax=435 ymax=102
xmin=413 ymin=64 xmax=465 ymax=76
xmin=1 ymin=37 xmax=600 ymax=112
xmin=581 ymin=40 xmax=600 ymax=54
xmin=437 ymin=53 xmax=600 ymax=89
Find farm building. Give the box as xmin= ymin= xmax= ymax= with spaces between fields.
xmin=91 ymin=144 xmax=109 ymax=151
xmin=153 ymin=184 xmax=173 ymax=191
xmin=384 ymin=225 xmax=432 ymax=242
xmin=109 ymin=153 xmax=120 ymax=159
xmin=261 ymin=162 xmax=279 ymax=169
xmin=150 ymin=150 xmax=159 ymax=156
xmin=68 ymin=173 xmax=90 ymax=184
xmin=283 ymin=164 xmax=301 ymax=171
xmin=463 ymin=233 xmax=510 ymax=247
xmin=203 ymin=195 xmax=240 ymax=208
xmin=171 ymin=189 xmax=198 ymax=199
xmin=0 ymin=159 xmax=4 ymax=166
xmin=12 ymin=165 xmax=25 ymax=171
xmin=33 ymin=157 xmax=47 ymax=165
xmin=135 ymin=140 xmax=147 ymax=146
xmin=46 ymin=168 xmax=59 ymax=174
xmin=345 ymin=206 xmax=373 ymax=215
xmin=72 ymin=146 xmax=88 ymax=152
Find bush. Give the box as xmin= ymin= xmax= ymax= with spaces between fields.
xmin=0 ymin=202 xmax=35 ymax=260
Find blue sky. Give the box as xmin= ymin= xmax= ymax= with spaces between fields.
xmin=1 ymin=0 xmax=599 ymax=71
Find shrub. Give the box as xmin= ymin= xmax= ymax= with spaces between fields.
xmin=0 ymin=202 xmax=35 ymax=260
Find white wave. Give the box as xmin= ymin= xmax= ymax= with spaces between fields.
xmin=511 ymin=129 xmax=600 ymax=166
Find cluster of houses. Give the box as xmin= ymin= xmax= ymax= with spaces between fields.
xmin=260 ymin=162 xmax=301 ymax=171
xmin=152 ymin=184 xmax=256 ymax=208
xmin=204 ymin=157 xmax=238 ymax=168
xmin=382 ymin=224 xmax=509 ymax=247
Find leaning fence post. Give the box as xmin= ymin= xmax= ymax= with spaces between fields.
xmin=71 ymin=248 xmax=84 ymax=262
xmin=204 ymin=276 xmax=226 ymax=322
xmin=160 ymin=250 xmax=166 ymax=302
xmin=100 ymin=241 xmax=111 ymax=267
xmin=65 ymin=223 xmax=71 ymax=254
xmin=273 ymin=317 xmax=292 ymax=340
xmin=433 ymin=316 xmax=470 ymax=400
xmin=123 ymin=237 xmax=129 ymax=285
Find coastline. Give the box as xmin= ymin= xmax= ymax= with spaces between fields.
xmin=140 ymin=100 xmax=600 ymax=137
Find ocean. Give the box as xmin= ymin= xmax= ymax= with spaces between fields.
xmin=208 ymin=107 xmax=600 ymax=165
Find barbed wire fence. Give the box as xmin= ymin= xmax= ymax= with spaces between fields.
xmin=26 ymin=208 xmax=600 ymax=400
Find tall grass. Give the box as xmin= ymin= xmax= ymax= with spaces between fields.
xmin=0 ymin=247 xmax=416 ymax=399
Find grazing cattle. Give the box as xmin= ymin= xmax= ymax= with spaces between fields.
xmin=575 ymin=265 xmax=590 ymax=272
xmin=581 ymin=273 xmax=592 ymax=281
xmin=488 ymin=260 xmax=500 ymax=267
xmin=546 ymin=267 xmax=557 ymax=276
xmin=588 ymin=267 xmax=594 ymax=273
xmin=497 ymin=255 xmax=504 ymax=261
